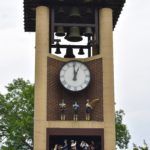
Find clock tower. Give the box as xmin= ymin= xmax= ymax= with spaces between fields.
xmin=23 ymin=0 xmax=126 ymax=150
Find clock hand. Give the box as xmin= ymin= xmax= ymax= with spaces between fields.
xmin=75 ymin=67 xmax=79 ymax=76
xmin=73 ymin=67 xmax=79 ymax=81
xmin=73 ymin=63 xmax=76 ymax=81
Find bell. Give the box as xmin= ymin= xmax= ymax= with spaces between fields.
xmin=84 ymin=27 xmax=93 ymax=37
xmin=55 ymin=47 xmax=61 ymax=54
xmin=55 ymin=26 xmax=65 ymax=37
xmin=65 ymin=27 xmax=82 ymax=42
xmin=64 ymin=47 xmax=75 ymax=58
xmin=78 ymin=47 xmax=85 ymax=55
xmin=69 ymin=7 xmax=81 ymax=19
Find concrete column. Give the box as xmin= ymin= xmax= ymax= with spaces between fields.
xmin=34 ymin=6 xmax=49 ymax=150
xmin=99 ymin=8 xmax=116 ymax=150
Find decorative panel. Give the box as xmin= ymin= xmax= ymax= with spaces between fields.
xmin=47 ymin=57 xmax=103 ymax=121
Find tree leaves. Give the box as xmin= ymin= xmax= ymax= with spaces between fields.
xmin=116 ymin=109 xmax=131 ymax=149
xmin=0 ymin=78 xmax=34 ymax=150
xmin=2 ymin=78 xmax=147 ymax=150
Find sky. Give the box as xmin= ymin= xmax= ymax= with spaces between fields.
xmin=0 ymin=0 xmax=150 ymax=149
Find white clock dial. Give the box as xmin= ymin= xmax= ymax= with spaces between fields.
xmin=60 ymin=61 xmax=91 ymax=92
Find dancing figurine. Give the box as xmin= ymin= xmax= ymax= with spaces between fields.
xmin=72 ymin=101 xmax=80 ymax=121
xmin=85 ymin=98 xmax=99 ymax=120
xmin=62 ymin=139 xmax=68 ymax=150
xmin=59 ymin=99 xmax=66 ymax=120
xmin=80 ymin=141 xmax=89 ymax=150
xmin=53 ymin=144 xmax=58 ymax=150
xmin=71 ymin=140 xmax=77 ymax=150
xmin=89 ymin=141 xmax=95 ymax=150
xmin=53 ymin=144 xmax=63 ymax=150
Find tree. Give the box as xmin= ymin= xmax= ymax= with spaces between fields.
xmin=133 ymin=143 xmax=139 ymax=150
xmin=0 ymin=78 xmax=34 ymax=150
xmin=0 ymin=78 xmax=131 ymax=149
xmin=133 ymin=140 xmax=149 ymax=150
xmin=116 ymin=109 xmax=131 ymax=149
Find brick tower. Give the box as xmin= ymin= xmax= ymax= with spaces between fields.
xmin=23 ymin=0 xmax=126 ymax=149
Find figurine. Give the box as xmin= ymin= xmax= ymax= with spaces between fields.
xmin=57 ymin=144 xmax=63 ymax=150
xmin=85 ymin=98 xmax=99 ymax=120
xmin=62 ymin=139 xmax=68 ymax=150
xmin=89 ymin=141 xmax=95 ymax=150
xmin=71 ymin=140 xmax=77 ymax=150
xmin=80 ymin=141 xmax=89 ymax=150
xmin=53 ymin=144 xmax=63 ymax=150
xmin=53 ymin=144 xmax=58 ymax=150
xmin=59 ymin=99 xmax=66 ymax=120
xmin=72 ymin=101 xmax=80 ymax=121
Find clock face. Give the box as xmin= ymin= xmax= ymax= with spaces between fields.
xmin=60 ymin=61 xmax=91 ymax=92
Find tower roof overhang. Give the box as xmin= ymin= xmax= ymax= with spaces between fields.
xmin=23 ymin=0 xmax=126 ymax=32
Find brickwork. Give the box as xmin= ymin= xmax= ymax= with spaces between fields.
xmin=47 ymin=57 xmax=103 ymax=121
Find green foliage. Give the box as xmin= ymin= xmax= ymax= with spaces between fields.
xmin=0 ymin=78 xmax=134 ymax=150
xmin=133 ymin=140 xmax=149 ymax=150
xmin=116 ymin=109 xmax=131 ymax=149
xmin=0 ymin=78 xmax=34 ymax=150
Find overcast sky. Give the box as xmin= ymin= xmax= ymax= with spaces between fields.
xmin=0 ymin=0 xmax=150 ymax=149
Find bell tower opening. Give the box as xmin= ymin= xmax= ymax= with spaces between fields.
xmin=47 ymin=128 xmax=104 ymax=150
xmin=49 ymin=135 xmax=102 ymax=150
